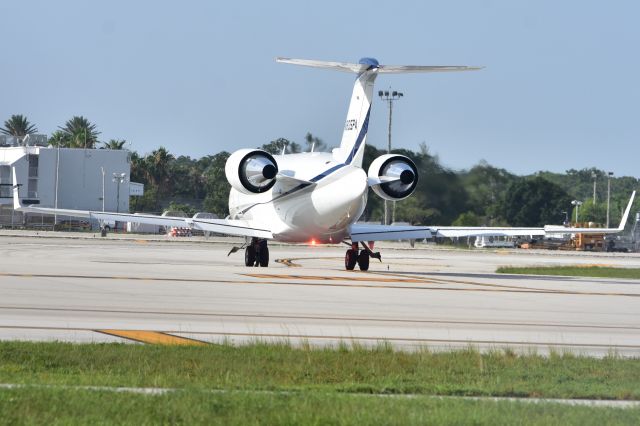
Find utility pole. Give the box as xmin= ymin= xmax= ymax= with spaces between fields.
xmin=606 ymin=171 xmax=614 ymax=227
xmin=378 ymin=89 xmax=403 ymax=225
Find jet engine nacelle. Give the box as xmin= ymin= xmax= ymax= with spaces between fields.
xmin=367 ymin=154 xmax=418 ymax=201
xmin=225 ymin=149 xmax=278 ymax=194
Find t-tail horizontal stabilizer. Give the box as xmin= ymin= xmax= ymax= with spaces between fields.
xmin=275 ymin=57 xmax=483 ymax=74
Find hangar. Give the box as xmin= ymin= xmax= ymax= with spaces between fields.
xmin=0 ymin=135 xmax=141 ymax=228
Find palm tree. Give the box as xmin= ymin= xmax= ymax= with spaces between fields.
xmin=147 ymin=147 xmax=174 ymax=186
xmin=1 ymin=114 xmax=38 ymax=137
xmin=59 ymin=116 xmax=100 ymax=148
xmin=146 ymin=147 xmax=174 ymax=206
xmin=47 ymin=130 xmax=71 ymax=147
xmin=102 ymin=139 xmax=127 ymax=149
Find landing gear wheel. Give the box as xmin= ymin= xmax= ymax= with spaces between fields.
xmin=258 ymin=240 xmax=269 ymax=267
xmin=357 ymin=251 xmax=370 ymax=271
xmin=345 ymin=249 xmax=357 ymax=270
xmin=245 ymin=245 xmax=256 ymax=266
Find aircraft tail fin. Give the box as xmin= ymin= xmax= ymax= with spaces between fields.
xmin=276 ymin=57 xmax=481 ymax=167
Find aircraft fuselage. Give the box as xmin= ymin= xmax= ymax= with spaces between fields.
xmin=229 ymin=152 xmax=368 ymax=243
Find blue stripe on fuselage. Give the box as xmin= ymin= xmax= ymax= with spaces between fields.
xmin=344 ymin=106 xmax=371 ymax=165
xmin=310 ymin=163 xmax=346 ymax=182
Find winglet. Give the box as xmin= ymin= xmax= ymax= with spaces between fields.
xmin=617 ymin=190 xmax=636 ymax=231
xmin=11 ymin=167 xmax=22 ymax=210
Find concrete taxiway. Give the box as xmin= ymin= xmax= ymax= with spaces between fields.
xmin=1 ymin=231 xmax=639 ymax=356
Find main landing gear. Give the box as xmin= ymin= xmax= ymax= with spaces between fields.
xmin=244 ymin=238 xmax=269 ymax=267
xmin=345 ymin=242 xmax=381 ymax=271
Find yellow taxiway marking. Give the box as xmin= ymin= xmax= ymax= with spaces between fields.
xmin=98 ymin=329 xmax=207 ymax=346
xmin=244 ymin=273 xmax=425 ymax=283
xmin=275 ymin=258 xmax=302 ymax=267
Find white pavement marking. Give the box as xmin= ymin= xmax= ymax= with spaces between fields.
xmin=1 ymin=383 xmax=639 ymax=408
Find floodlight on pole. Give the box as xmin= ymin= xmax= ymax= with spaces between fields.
xmin=378 ymin=88 xmax=404 ymax=225
xmin=571 ymin=200 xmax=583 ymax=224
xmin=112 ymin=172 xmax=127 ymax=214
xmin=606 ymin=171 xmax=614 ymax=228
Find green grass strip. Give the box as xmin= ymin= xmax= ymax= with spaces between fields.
xmin=1 ymin=387 xmax=639 ymax=425
xmin=496 ymin=266 xmax=640 ymax=279
xmin=1 ymin=341 xmax=639 ymax=400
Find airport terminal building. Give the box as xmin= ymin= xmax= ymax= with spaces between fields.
xmin=0 ymin=136 xmax=142 ymax=228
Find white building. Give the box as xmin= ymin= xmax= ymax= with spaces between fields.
xmin=0 ymin=142 xmax=140 ymax=228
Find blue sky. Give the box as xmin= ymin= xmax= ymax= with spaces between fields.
xmin=1 ymin=0 xmax=639 ymax=176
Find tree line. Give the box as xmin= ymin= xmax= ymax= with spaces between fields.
xmin=3 ymin=114 xmax=638 ymax=228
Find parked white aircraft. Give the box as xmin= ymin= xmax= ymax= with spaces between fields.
xmin=11 ymin=57 xmax=636 ymax=270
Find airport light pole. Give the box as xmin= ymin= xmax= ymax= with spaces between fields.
xmin=100 ymin=167 xmax=105 ymax=212
xmin=378 ymin=88 xmax=404 ymax=225
xmin=571 ymin=200 xmax=583 ymax=224
xmin=606 ymin=171 xmax=614 ymax=228
xmin=112 ymin=173 xmax=127 ymax=214
xmin=54 ymin=144 xmax=60 ymax=227
xmin=591 ymin=171 xmax=597 ymax=204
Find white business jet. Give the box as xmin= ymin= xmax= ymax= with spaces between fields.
xmin=11 ymin=57 xmax=636 ymax=270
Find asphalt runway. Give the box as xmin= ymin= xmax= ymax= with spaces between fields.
xmin=1 ymin=232 xmax=639 ymax=356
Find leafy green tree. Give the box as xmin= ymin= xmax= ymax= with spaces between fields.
xmin=203 ymin=152 xmax=231 ymax=217
xmin=59 ymin=116 xmax=100 ymax=148
xmin=1 ymin=114 xmax=38 ymax=137
xmin=261 ymin=138 xmax=301 ymax=155
xmin=575 ymin=199 xmax=606 ymax=224
xmin=361 ymin=143 xmax=469 ymax=225
xmin=461 ymin=161 xmax=517 ymax=218
xmin=498 ymin=177 xmax=572 ymax=226
xmin=304 ymin=132 xmax=327 ymax=152
xmin=167 ymin=201 xmax=197 ymax=217
xmin=102 ymin=139 xmax=127 ymax=149
xmin=394 ymin=143 xmax=469 ymax=225
xmin=130 ymin=186 xmax=159 ymax=213
xmin=452 ymin=211 xmax=481 ymax=226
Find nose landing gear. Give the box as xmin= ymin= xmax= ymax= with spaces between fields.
xmin=345 ymin=241 xmax=381 ymax=271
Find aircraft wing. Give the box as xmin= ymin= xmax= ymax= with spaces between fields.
xmin=349 ymin=224 xmax=432 ymax=242
xmin=430 ymin=227 xmax=545 ymax=238
xmin=17 ymin=207 xmax=272 ymax=239
xmin=189 ymin=218 xmax=272 ymax=239
xmin=351 ymin=191 xmax=635 ymax=241
xmin=11 ymin=169 xmax=273 ymax=239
